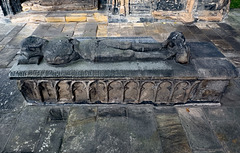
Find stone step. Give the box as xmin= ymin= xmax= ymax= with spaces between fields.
xmin=10 ymin=11 xmax=108 ymax=23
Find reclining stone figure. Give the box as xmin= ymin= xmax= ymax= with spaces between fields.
xmin=18 ymin=31 xmax=190 ymax=66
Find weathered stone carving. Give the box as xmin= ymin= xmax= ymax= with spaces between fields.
xmin=39 ymin=81 xmax=57 ymax=102
xmin=108 ymin=81 xmax=124 ymax=103
xmin=89 ymin=81 xmax=107 ymax=102
xmin=17 ymin=79 xmax=229 ymax=105
xmin=18 ymin=31 xmax=190 ymax=66
xmin=42 ymin=37 xmax=81 ymax=65
xmin=18 ymin=36 xmax=48 ymax=64
xmin=140 ymin=82 xmax=155 ymax=102
xmin=57 ymin=81 xmax=72 ymax=102
xmin=124 ymin=81 xmax=139 ymax=103
xmin=156 ymin=81 xmax=172 ymax=103
xmin=72 ymin=82 xmax=88 ymax=102
xmin=11 ymin=37 xmax=237 ymax=105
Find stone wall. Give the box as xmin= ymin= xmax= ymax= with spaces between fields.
xmin=1 ymin=0 xmax=230 ymax=22
xmin=112 ymin=0 xmax=230 ymax=22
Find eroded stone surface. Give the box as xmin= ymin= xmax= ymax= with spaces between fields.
xmin=211 ymin=121 xmax=240 ymax=153
xmin=15 ymin=79 xmax=231 ymax=104
xmin=177 ymin=107 xmax=222 ymax=151
xmin=61 ymin=107 xmax=97 ymax=152
xmin=154 ymin=107 xmax=192 ymax=153
xmin=17 ymin=31 xmax=190 ymax=66
xmin=3 ymin=107 xmax=49 ymax=152
xmin=128 ymin=107 xmax=163 ymax=153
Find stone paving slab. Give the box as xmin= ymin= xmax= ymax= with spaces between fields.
xmin=36 ymin=108 xmax=69 ymax=153
xmin=0 ymin=48 xmax=20 ymax=68
xmin=96 ymin=107 xmax=129 ymax=153
xmin=128 ymin=107 xmax=163 ymax=153
xmin=177 ymin=107 xmax=222 ymax=151
xmin=3 ymin=106 xmax=49 ymax=152
xmin=211 ymin=121 xmax=240 ymax=153
xmin=154 ymin=107 xmax=192 ymax=153
xmin=61 ymin=107 xmax=97 ymax=153
xmin=0 ymin=68 xmax=24 ymax=109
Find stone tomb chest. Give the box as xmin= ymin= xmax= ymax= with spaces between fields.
xmin=9 ymin=34 xmax=238 ymax=105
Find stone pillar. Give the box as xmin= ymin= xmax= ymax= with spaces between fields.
xmin=0 ymin=0 xmax=22 ymax=16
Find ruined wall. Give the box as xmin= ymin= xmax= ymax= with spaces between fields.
xmin=110 ymin=0 xmax=230 ymax=22
xmin=1 ymin=0 xmax=230 ymax=22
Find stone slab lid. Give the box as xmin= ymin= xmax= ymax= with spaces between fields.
xmin=9 ymin=37 xmax=238 ymax=79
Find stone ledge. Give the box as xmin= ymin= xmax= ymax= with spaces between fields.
xmin=45 ymin=16 xmax=66 ymax=22
xmin=66 ymin=14 xmax=88 ymax=22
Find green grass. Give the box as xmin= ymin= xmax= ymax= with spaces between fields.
xmin=230 ymin=0 xmax=240 ymax=8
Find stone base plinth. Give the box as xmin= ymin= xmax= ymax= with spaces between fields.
xmin=9 ymin=37 xmax=238 ymax=105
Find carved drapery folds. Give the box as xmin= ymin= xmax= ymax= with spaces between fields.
xmin=18 ymin=79 xmax=229 ymax=105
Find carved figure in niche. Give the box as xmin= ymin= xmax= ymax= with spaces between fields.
xmin=124 ymin=81 xmax=139 ymax=103
xmin=19 ymin=80 xmax=41 ymax=101
xmin=108 ymin=81 xmax=123 ymax=103
xmin=18 ymin=31 xmax=190 ymax=66
xmin=156 ymin=81 xmax=172 ymax=102
xmin=194 ymin=81 xmax=228 ymax=102
xmin=39 ymin=82 xmax=57 ymax=102
xmin=57 ymin=81 xmax=72 ymax=101
xmin=172 ymin=82 xmax=189 ymax=102
xmin=72 ymin=82 xmax=88 ymax=102
xmin=89 ymin=82 xmax=107 ymax=102
xmin=140 ymin=82 xmax=155 ymax=102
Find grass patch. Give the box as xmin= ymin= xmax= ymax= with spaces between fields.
xmin=230 ymin=0 xmax=240 ymax=8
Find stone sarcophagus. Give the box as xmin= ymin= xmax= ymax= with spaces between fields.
xmin=9 ymin=32 xmax=238 ymax=105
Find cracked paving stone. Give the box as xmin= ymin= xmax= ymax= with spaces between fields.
xmin=177 ymin=107 xmax=222 ymax=151
xmin=154 ymin=107 xmax=192 ymax=153
xmin=36 ymin=108 xmax=69 ymax=153
xmin=3 ymin=106 xmax=49 ymax=152
xmin=61 ymin=107 xmax=97 ymax=153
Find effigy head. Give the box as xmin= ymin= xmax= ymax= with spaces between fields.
xmin=42 ymin=37 xmax=81 ymax=65
xmin=18 ymin=36 xmax=48 ymax=64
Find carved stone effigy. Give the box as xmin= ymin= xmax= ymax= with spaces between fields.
xmin=9 ymin=32 xmax=238 ymax=105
